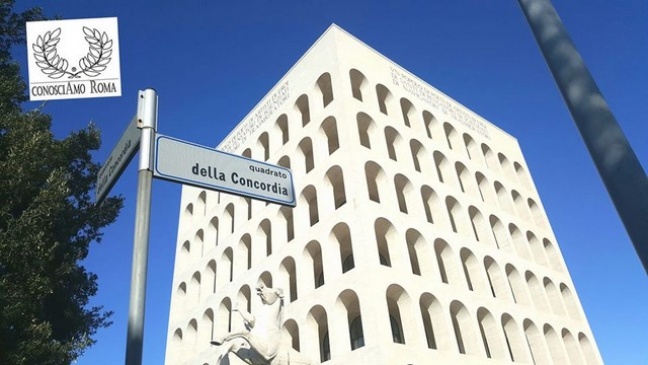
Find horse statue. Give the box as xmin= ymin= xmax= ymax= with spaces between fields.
xmin=211 ymin=285 xmax=316 ymax=365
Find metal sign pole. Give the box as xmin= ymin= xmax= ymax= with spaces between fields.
xmin=125 ymin=89 xmax=158 ymax=365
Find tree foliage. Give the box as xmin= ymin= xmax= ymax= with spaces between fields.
xmin=0 ymin=2 xmax=123 ymax=364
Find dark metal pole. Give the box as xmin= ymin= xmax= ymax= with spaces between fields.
xmin=517 ymin=0 xmax=648 ymax=274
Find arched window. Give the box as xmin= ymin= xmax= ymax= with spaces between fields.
xmin=196 ymin=191 xmax=207 ymax=216
xmin=579 ymin=333 xmax=598 ymax=364
xmin=282 ymin=319 xmax=300 ymax=351
xmin=562 ymin=329 xmax=585 ymax=365
xmin=450 ymin=301 xmax=480 ymax=355
xmin=445 ymin=196 xmax=471 ymax=238
xmin=526 ymin=271 xmax=550 ymax=313
xmin=301 ymin=185 xmax=319 ymax=227
xmin=307 ymin=306 xmax=329 ymax=362
xmin=364 ymin=161 xmax=385 ymax=203
xmin=332 ymin=223 xmax=354 ymax=273
xmin=237 ymin=285 xmax=252 ymax=314
xmin=186 ymin=319 xmax=198 ymax=349
xmin=280 ymin=257 xmax=298 ymax=302
xmin=295 ymin=94 xmax=310 ymax=126
xmin=469 ymin=206 xmax=494 ymax=247
xmin=277 ymin=155 xmax=291 ymax=169
xmin=326 ymin=166 xmax=346 ymax=209
xmin=406 ymin=229 xmax=430 ymax=276
xmin=320 ymin=117 xmax=340 ymax=155
xmin=279 ymin=207 xmax=294 ymax=242
xmin=258 ymin=219 xmax=272 ymax=257
xmin=527 ymin=231 xmax=549 ymax=267
xmin=374 ymin=218 xmax=394 ymax=267
xmin=477 ymin=307 xmax=507 ymax=359
xmin=514 ymin=161 xmax=533 ymax=190
xmin=544 ymin=325 xmax=568 ymax=364
xmin=544 ymin=278 xmax=566 ymax=316
xmin=356 ymin=112 xmax=375 ymax=149
xmin=400 ymin=98 xmax=417 ymax=128
xmin=257 ymin=132 xmax=270 ymax=161
xmin=205 ymin=260 xmax=217 ymax=294
xmin=224 ymin=203 xmax=235 ymax=235
xmin=217 ymin=297 xmax=232 ymax=336
xmin=463 ymin=133 xmax=480 ymax=162
xmin=190 ymin=271 xmax=201 ymax=301
xmin=222 ymin=248 xmax=234 ymax=283
xmin=237 ymin=233 xmax=252 ymax=270
xmin=498 ymin=153 xmax=516 ymax=182
xmin=376 ymin=84 xmax=393 ymax=115
xmin=194 ymin=229 xmax=204 ymax=258
xmin=561 ymin=283 xmax=581 ymax=320
xmin=386 ymin=285 xmax=410 ymax=345
xmin=422 ymin=110 xmax=439 ymax=139
xmin=298 ymin=137 xmax=314 ymax=173
xmin=494 ymin=181 xmax=514 ymax=214
xmin=338 ymin=289 xmax=364 ymax=351
xmin=394 ymin=174 xmax=412 ymax=214
xmin=483 ymin=257 xmax=510 ymax=300
xmin=420 ymin=293 xmax=451 ymax=350
xmin=316 ymin=72 xmax=334 ymax=107
xmin=305 ymin=241 xmax=324 ymax=289
xmin=476 ymin=172 xmax=496 ymax=204
xmin=481 ymin=144 xmax=498 ymax=172
xmin=384 ymin=126 xmax=402 ymax=161
xmin=349 ymin=69 xmax=368 ymax=101
xmin=257 ymin=271 xmax=273 ymax=288
xmin=524 ymin=320 xmax=551 ymax=364
xmin=421 ymin=186 xmax=444 ymax=226
xmin=434 ymin=239 xmax=461 ymax=285
xmin=460 ymin=248 xmax=488 ymax=293
xmin=444 ymin=123 xmax=461 ymax=152
xmin=275 ymin=114 xmax=289 ymax=145
xmin=200 ymin=309 xmax=215 ymax=346
xmin=409 ymin=139 xmax=428 ymax=173
xmin=509 ymin=224 xmax=531 ymax=261
xmin=544 ymin=238 xmax=564 ymax=272
xmin=506 ymin=264 xmax=531 ymax=306
xmin=501 ymin=314 xmax=531 ymax=363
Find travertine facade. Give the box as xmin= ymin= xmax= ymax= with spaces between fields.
xmin=165 ymin=25 xmax=603 ymax=365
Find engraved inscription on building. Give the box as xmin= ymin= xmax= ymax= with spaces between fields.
xmin=390 ymin=67 xmax=490 ymax=140
xmin=221 ymin=81 xmax=290 ymax=153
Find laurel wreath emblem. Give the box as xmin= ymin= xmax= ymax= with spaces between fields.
xmin=32 ymin=26 xmax=113 ymax=79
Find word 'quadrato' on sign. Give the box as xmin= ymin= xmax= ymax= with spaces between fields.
xmin=153 ymin=135 xmax=295 ymax=206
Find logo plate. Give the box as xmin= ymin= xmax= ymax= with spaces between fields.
xmin=26 ymin=17 xmax=121 ymax=101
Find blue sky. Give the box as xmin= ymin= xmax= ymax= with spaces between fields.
xmin=13 ymin=1 xmax=647 ymax=364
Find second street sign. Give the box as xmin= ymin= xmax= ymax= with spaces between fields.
xmin=154 ymin=134 xmax=295 ymax=206
xmin=96 ymin=115 xmax=140 ymax=204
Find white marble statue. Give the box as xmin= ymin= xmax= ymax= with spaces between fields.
xmin=211 ymin=285 xmax=316 ymax=365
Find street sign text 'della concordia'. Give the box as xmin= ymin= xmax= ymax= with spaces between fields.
xmin=154 ymin=135 xmax=295 ymax=206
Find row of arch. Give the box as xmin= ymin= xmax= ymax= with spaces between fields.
xmin=175 ymin=217 xmax=573 ymax=322
xmin=171 ymin=283 xmax=597 ymax=364
xmin=178 ymin=157 xmax=559 ymax=276
xmin=365 ymin=156 xmax=548 ymax=230
xmin=242 ymin=71 xmax=334 ymax=162
xmin=350 ymin=68 xmax=532 ymax=190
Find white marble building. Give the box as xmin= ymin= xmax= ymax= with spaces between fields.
xmin=165 ymin=25 xmax=603 ymax=365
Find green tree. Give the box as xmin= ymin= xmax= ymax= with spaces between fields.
xmin=0 ymin=1 xmax=123 ymax=364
